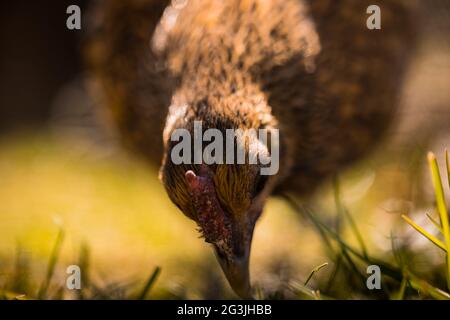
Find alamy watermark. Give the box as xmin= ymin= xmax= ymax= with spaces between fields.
xmin=66 ymin=4 xmax=381 ymax=30
xmin=366 ymin=5 xmax=382 ymax=30
xmin=170 ymin=121 xmax=279 ymax=175
xmin=366 ymin=265 xmax=381 ymax=290
xmin=66 ymin=265 xmax=81 ymax=290
xmin=66 ymin=5 xmax=81 ymax=30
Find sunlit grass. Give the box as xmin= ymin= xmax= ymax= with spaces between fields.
xmin=1 ymin=132 xmax=449 ymax=299
xmin=402 ymin=151 xmax=450 ymax=291
xmin=0 ymin=132 xmax=322 ymax=299
xmin=401 ymin=215 xmax=446 ymax=252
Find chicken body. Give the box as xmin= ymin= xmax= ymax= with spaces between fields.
xmin=86 ymin=0 xmax=417 ymax=298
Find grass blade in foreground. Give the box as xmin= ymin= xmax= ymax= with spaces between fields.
xmin=446 ymin=150 xmax=449 ymax=189
xmin=37 ymin=228 xmax=65 ymax=299
xmin=426 ymin=213 xmax=443 ymax=234
xmin=137 ymin=266 xmax=161 ymax=300
xmin=407 ymin=271 xmax=450 ymax=300
xmin=401 ymin=215 xmax=447 ymax=252
xmin=304 ymin=262 xmax=328 ymax=286
xmin=428 ymin=152 xmax=450 ymax=291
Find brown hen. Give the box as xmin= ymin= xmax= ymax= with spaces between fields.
xmin=86 ymin=0 xmax=417 ymax=298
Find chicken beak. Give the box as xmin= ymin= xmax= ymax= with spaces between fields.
xmin=214 ymin=240 xmax=253 ymax=299
xmin=214 ymin=219 xmax=254 ymax=299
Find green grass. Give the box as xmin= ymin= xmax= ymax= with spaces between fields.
xmin=1 ymin=133 xmax=449 ymax=299
xmin=401 ymin=215 xmax=447 ymax=252
xmin=402 ymin=152 xmax=450 ymax=292
xmin=137 ymin=267 xmax=161 ymax=300
xmin=282 ymin=151 xmax=450 ymax=300
xmin=37 ymin=227 xmax=65 ymax=299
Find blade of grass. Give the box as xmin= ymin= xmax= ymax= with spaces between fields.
xmin=284 ymin=194 xmax=373 ymax=281
xmin=282 ymin=194 xmax=338 ymax=259
xmin=407 ymin=271 xmax=450 ymax=300
xmin=137 ymin=266 xmax=161 ymax=300
xmin=401 ymin=215 xmax=447 ymax=252
xmin=428 ymin=152 xmax=450 ymax=291
xmin=255 ymin=285 xmax=265 ymax=300
xmin=390 ymin=236 xmax=408 ymax=300
xmin=446 ymin=149 xmax=449 ymax=189
xmin=333 ymin=177 xmax=368 ymax=258
xmin=300 ymin=202 xmax=402 ymax=281
xmin=390 ymin=232 xmax=404 ymax=268
xmin=285 ymin=195 xmax=403 ymax=281
xmin=393 ymin=276 xmax=408 ymax=300
xmin=77 ymin=242 xmax=90 ymax=300
xmin=342 ymin=208 xmax=368 ymax=259
xmin=304 ymin=204 xmax=402 ymax=279
xmin=427 ymin=213 xmax=443 ymax=234
xmin=340 ymin=248 xmax=368 ymax=285
xmin=286 ymin=193 xmax=372 ymax=294
xmin=288 ymin=281 xmax=325 ymax=300
xmin=304 ymin=262 xmax=328 ymax=286
xmin=37 ymin=228 xmax=65 ymax=299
